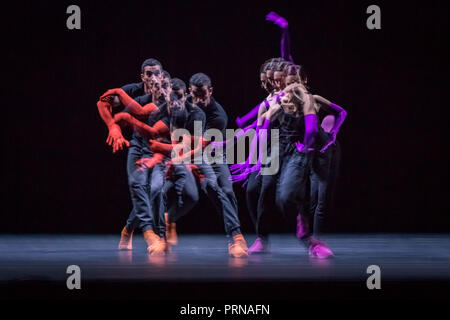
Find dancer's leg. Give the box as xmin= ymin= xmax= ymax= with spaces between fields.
xmin=276 ymin=152 xmax=311 ymax=237
xmin=149 ymin=162 xmax=166 ymax=238
xmin=198 ymin=162 xmax=248 ymax=257
xmin=310 ymin=147 xmax=333 ymax=236
xmin=245 ymin=171 xmax=261 ymax=230
xmin=212 ymin=162 xmax=239 ymax=215
xmin=126 ymin=144 xmax=154 ymax=233
xmin=165 ymin=165 xmax=199 ymax=222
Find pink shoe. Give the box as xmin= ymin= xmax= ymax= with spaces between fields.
xmin=248 ymin=237 xmax=270 ymax=254
xmin=308 ymin=239 xmax=334 ymax=259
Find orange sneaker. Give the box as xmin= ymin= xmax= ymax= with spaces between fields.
xmin=228 ymin=234 xmax=249 ymax=258
xmin=143 ymin=230 xmax=165 ymax=255
xmin=118 ymin=226 xmax=133 ymax=250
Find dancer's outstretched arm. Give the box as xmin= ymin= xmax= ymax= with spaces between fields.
xmin=97 ymin=98 xmax=130 ymax=153
xmin=149 ymin=139 xmax=176 ymax=157
xmin=230 ymin=97 xmax=276 ymax=180
xmin=114 ymin=112 xmax=169 ymax=140
xmin=266 ymin=11 xmax=294 ymax=63
xmin=302 ymin=98 xmax=319 ymax=151
xmin=100 ymin=88 xmax=158 ymax=117
xmin=236 ymin=93 xmax=282 ymax=128
xmin=169 ymin=134 xmax=204 ymax=164
xmin=313 ymin=95 xmax=347 ymax=151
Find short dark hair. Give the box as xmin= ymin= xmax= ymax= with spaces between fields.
xmin=163 ymin=70 xmax=171 ymax=80
xmin=171 ymin=78 xmax=187 ymax=92
xmin=141 ymin=58 xmax=162 ymax=73
xmin=260 ymin=58 xmax=277 ymax=73
xmin=189 ymin=73 xmax=212 ymax=88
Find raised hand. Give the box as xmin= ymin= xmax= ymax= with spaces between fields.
xmin=266 ymin=11 xmax=288 ymax=29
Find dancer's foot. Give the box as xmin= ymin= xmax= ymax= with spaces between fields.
xmin=143 ymin=230 xmax=165 ymax=255
xmin=165 ymin=213 xmax=178 ymax=246
xmin=118 ymin=226 xmax=133 ymax=250
xmin=228 ymin=234 xmax=248 ymax=258
xmin=149 ymin=238 xmax=167 ymax=256
xmin=308 ymin=238 xmax=334 ymax=259
xmin=248 ymin=237 xmax=270 ymax=254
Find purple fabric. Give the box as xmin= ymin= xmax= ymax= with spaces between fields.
xmin=266 ymin=11 xmax=288 ymax=28
xmin=236 ymin=93 xmax=285 ymax=128
xmin=266 ymin=11 xmax=294 ymax=63
xmin=320 ymin=102 xmax=347 ymax=152
xmin=303 ymin=114 xmax=318 ymax=151
xmin=329 ymin=102 xmax=347 ymax=135
xmin=230 ymin=118 xmax=270 ymax=183
xmin=235 ymin=119 xmax=257 ymax=139
xmin=236 ymin=104 xmax=259 ymax=127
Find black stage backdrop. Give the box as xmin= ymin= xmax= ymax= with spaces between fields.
xmin=1 ymin=0 xmax=448 ymax=233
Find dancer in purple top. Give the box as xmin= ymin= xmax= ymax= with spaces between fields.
xmin=233 ymin=12 xmax=347 ymax=258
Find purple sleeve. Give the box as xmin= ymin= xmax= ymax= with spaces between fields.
xmin=303 ymin=114 xmax=318 ymax=150
xmin=328 ymin=102 xmax=347 ymax=136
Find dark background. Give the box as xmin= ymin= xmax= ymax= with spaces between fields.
xmin=1 ymin=0 xmax=448 ymax=234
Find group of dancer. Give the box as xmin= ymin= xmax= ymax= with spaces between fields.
xmin=96 ymin=12 xmax=347 ymax=259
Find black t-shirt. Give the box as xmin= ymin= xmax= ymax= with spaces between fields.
xmin=279 ymin=111 xmax=306 ymax=155
xmin=129 ymin=93 xmax=152 ymax=147
xmin=121 ymin=82 xmax=145 ymax=98
xmin=187 ymin=96 xmax=227 ymax=136
xmin=158 ymin=102 xmax=206 ymax=135
xmin=131 ymin=94 xmax=167 ymax=147
xmin=185 ymin=102 xmax=206 ymax=136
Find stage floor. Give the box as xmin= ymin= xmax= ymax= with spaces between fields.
xmin=1 ymin=234 xmax=449 ymax=300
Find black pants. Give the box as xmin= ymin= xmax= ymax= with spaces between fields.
xmin=163 ymin=164 xmax=200 ymax=223
xmin=126 ymin=144 xmax=165 ymax=234
xmin=309 ymin=141 xmax=340 ymax=235
xmin=276 ymin=150 xmax=312 ymax=238
xmin=246 ymin=159 xmax=280 ymax=240
xmin=245 ymin=171 xmax=260 ymax=232
xmin=197 ymin=162 xmax=242 ymax=237
xmin=212 ymin=163 xmax=239 ymax=217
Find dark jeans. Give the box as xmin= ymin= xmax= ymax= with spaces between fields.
xmin=276 ymin=150 xmax=312 ymax=237
xmin=163 ymin=165 xmax=199 ymax=222
xmin=125 ymin=144 xmax=165 ymax=235
xmin=197 ymin=162 xmax=242 ymax=237
xmin=212 ymin=163 xmax=239 ymax=216
xmin=257 ymin=172 xmax=278 ymax=239
xmin=246 ymin=169 xmax=279 ymax=239
xmin=309 ymin=141 xmax=340 ymax=235
xmin=245 ymin=171 xmax=260 ymax=231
